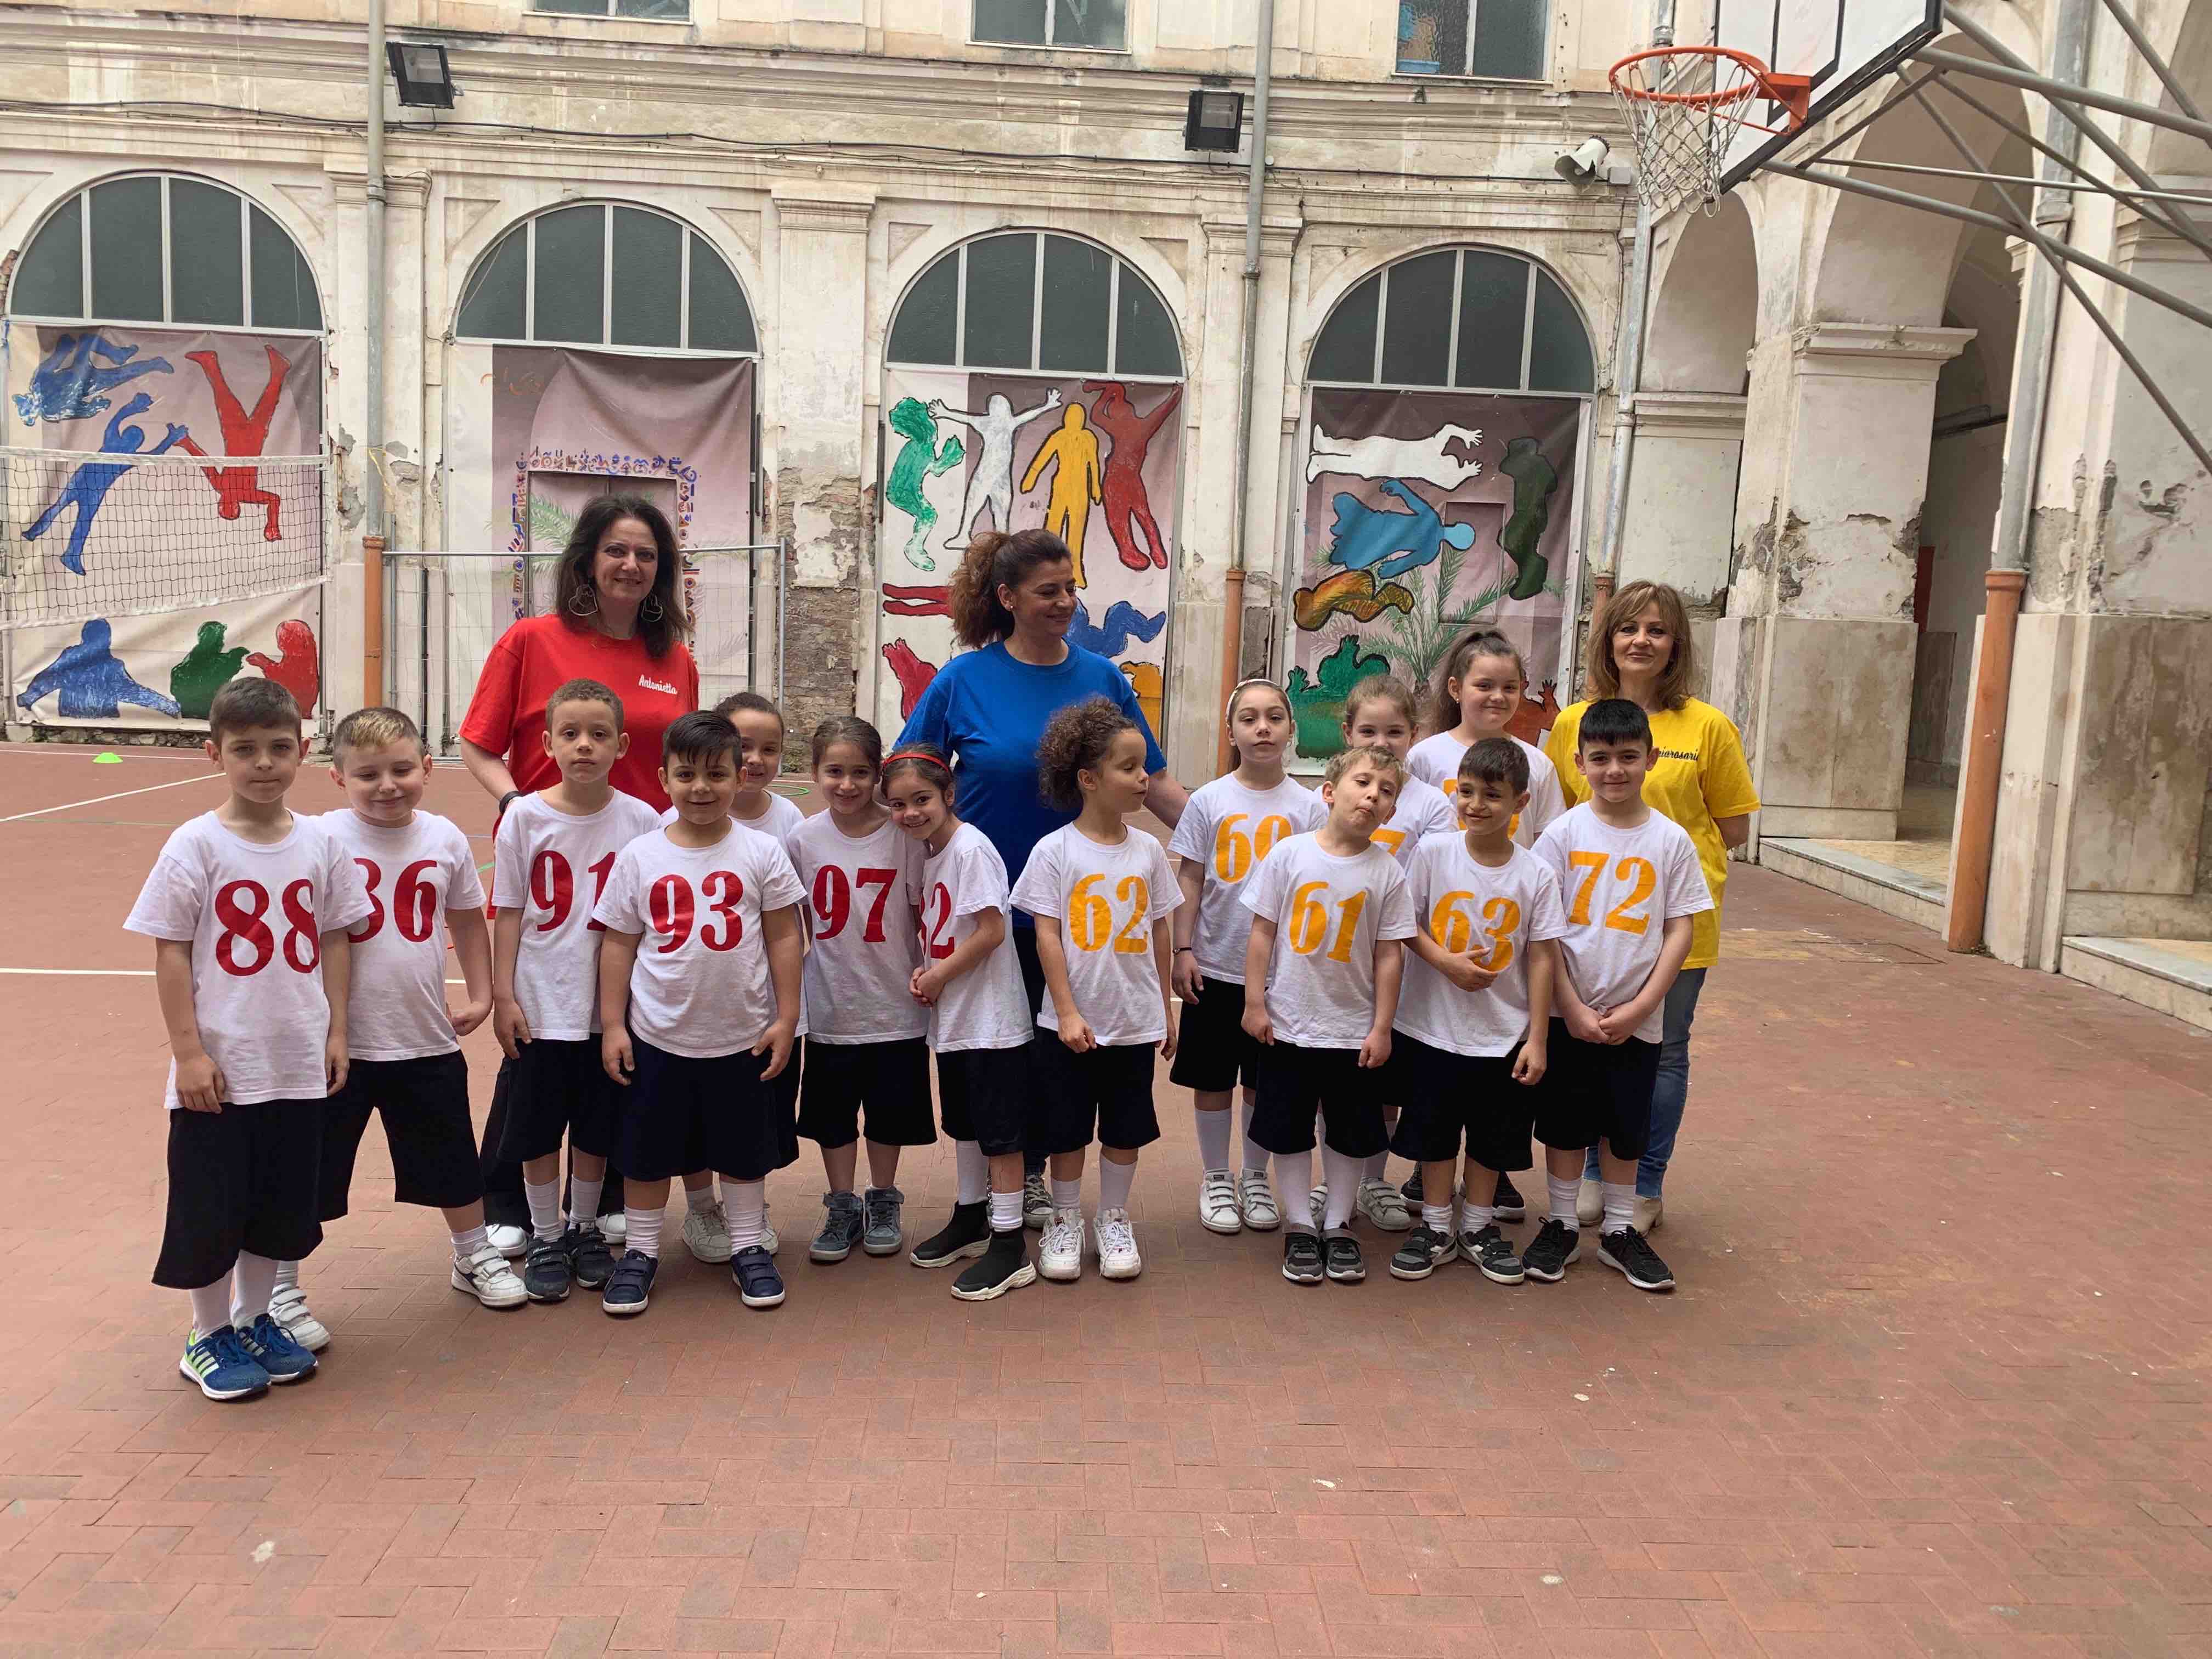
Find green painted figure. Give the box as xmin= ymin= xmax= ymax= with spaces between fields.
xmin=1497 ymin=435 xmax=1561 ymax=602
xmin=885 ymin=397 xmax=966 ymax=573
xmin=171 ymin=620 xmax=248 ymax=720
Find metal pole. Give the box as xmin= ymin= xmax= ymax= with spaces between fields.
xmin=2094 ymin=0 xmax=2206 ymax=121
xmin=1594 ymin=194 xmax=1653 ymax=603
xmin=1913 ymin=46 xmax=2212 ymax=147
xmin=776 ymin=537 xmax=787 ymax=711
xmin=1217 ymin=0 xmax=1274 ymax=775
xmin=364 ymin=0 xmax=386 ymax=545
xmin=1820 ymin=156 xmax=2212 ymax=203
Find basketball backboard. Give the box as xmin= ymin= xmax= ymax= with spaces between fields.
xmin=1713 ymin=0 xmax=1943 ymax=187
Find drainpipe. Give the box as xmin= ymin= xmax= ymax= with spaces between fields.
xmin=364 ymin=0 xmax=387 ymax=550
xmin=1217 ymin=0 xmax=1274 ymax=776
xmin=1945 ymin=0 xmax=2089 ymax=954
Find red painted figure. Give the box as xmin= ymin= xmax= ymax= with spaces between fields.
xmin=1080 ymin=382 xmax=1181 ymax=572
xmin=246 ymin=619 xmax=320 ymax=715
xmin=175 ymin=346 xmax=290 ymax=541
xmin=881 ymin=640 xmax=938 ymax=719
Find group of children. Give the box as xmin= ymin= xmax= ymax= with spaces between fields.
xmin=136 ymin=627 xmax=1711 ymax=1402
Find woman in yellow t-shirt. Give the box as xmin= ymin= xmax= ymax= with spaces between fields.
xmin=1544 ymin=580 xmax=1760 ymax=1234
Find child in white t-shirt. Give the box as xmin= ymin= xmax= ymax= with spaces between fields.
xmin=1529 ymin=699 xmax=1712 ymax=1296
xmin=884 ymin=743 xmax=1038 ymax=1304
xmin=1240 ymin=744 xmax=1417 ymax=1288
xmin=1386 ymin=738 xmax=1566 ymax=1288
xmin=488 ymin=678 xmax=662 ymax=1307
xmin=1013 ymin=697 xmax=1181 ymax=1285
xmin=273 ymin=707 xmax=524 ymax=1345
xmin=593 ymin=712 xmax=806 ymax=1319
xmin=126 ymin=677 xmax=372 ymax=1401
xmin=1406 ymin=629 xmax=1567 ymax=850
xmin=1167 ymin=678 xmax=1325 ymax=1236
xmin=787 ymin=716 xmax=930 ymax=1265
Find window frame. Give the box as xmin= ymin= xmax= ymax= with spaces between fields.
xmin=452 ymin=201 xmax=758 ymax=359
xmin=970 ymin=0 xmax=1131 ymax=55
xmin=1305 ymin=247 xmax=1594 ymax=398
xmin=1392 ymin=0 xmax=1551 ymax=84
xmin=4 ymin=172 xmax=323 ymax=337
xmin=527 ymin=0 xmax=692 ymax=20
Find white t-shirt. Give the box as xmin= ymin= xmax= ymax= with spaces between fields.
xmin=658 ymin=792 xmax=805 ymax=845
xmin=1238 ymin=831 xmax=1417 ymax=1049
xmin=1012 ymin=823 xmax=1181 ymax=1047
xmin=919 ymin=822 xmax=1032 ymax=1053
xmin=786 ymin=812 xmax=928 ymax=1045
xmin=1406 ymin=731 xmax=1567 ymax=850
xmin=1395 ymin=835 xmax=1568 ymax=1057
xmin=1165 ymin=774 xmax=1327 ymax=984
xmin=491 ymin=791 xmax=663 ymax=1041
xmin=1533 ymin=803 xmax=1713 ymax=1044
xmin=124 ymin=811 xmax=374 ymax=1110
xmin=1367 ymin=772 xmax=1459 ymax=867
xmin=592 ymin=823 xmax=807 ymax=1058
xmin=319 ymin=809 xmax=484 ymax=1061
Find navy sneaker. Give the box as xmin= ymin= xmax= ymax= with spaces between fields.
xmin=236 ymin=1313 xmax=318 ymax=1384
xmin=1492 ymin=1172 xmax=1527 ymax=1222
xmin=566 ymin=1222 xmax=616 ymax=1290
xmin=179 ymin=1325 xmax=270 ymax=1401
xmin=862 ymin=1186 xmax=905 ymax=1256
xmin=1400 ymin=1168 xmax=1424 ymax=1205
xmin=523 ymin=1235 xmax=572 ymax=1303
xmin=810 ymin=1192 xmax=864 ymax=1263
xmin=601 ymin=1249 xmax=657 ymax=1316
xmin=733 ymin=1244 xmax=786 ymax=1307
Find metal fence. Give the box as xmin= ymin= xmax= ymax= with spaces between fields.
xmin=380 ymin=544 xmax=782 ymax=754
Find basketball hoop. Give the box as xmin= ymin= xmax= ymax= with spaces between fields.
xmin=1610 ymin=46 xmax=1812 ymax=216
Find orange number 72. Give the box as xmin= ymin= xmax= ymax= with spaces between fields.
xmin=1565 ymin=851 xmax=1656 ymax=935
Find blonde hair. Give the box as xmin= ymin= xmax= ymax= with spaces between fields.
xmin=1324 ymin=743 xmax=1404 ymax=788
xmin=1339 ymin=674 xmax=1417 ymax=731
xmin=1589 ymin=580 xmax=1695 ymax=711
xmin=331 ymin=705 xmax=425 ymax=759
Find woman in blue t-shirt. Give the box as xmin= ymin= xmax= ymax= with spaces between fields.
xmin=898 ymin=527 xmax=1189 ymax=1217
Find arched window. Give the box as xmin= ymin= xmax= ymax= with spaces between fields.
xmin=455 ymin=203 xmax=757 ymax=353
xmin=887 ymin=230 xmax=1181 ymax=379
xmin=7 ymin=173 xmax=321 ymax=332
xmin=1308 ymin=247 xmax=1593 ymax=394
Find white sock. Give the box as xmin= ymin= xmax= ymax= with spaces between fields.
xmin=1050 ymin=1176 xmax=1081 ymax=1212
xmin=1278 ymin=1150 xmax=1314 ymax=1223
xmin=273 ymin=1259 xmax=301 ymax=1294
xmin=1421 ymin=1202 xmax=1453 ymax=1234
xmin=230 ymin=1252 xmax=278 ymax=1329
xmin=988 ymin=1189 xmax=1022 ymax=1232
xmin=1098 ymin=1158 xmax=1135 ymax=1212
xmin=1548 ymin=1174 xmax=1581 ymax=1228
xmin=189 ymin=1282 xmax=230 ymax=1334
xmin=570 ymin=1175 xmax=604 ymax=1227
xmin=1463 ymin=1202 xmax=1496 ymax=1233
xmin=726 ymin=1180 xmax=767 ymax=1251
xmin=1364 ymin=1152 xmax=1389 ymax=1184
xmin=686 ymin=1183 xmax=722 ymax=1214
xmin=626 ymin=1206 xmax=663 ymax=1259
xmin=450 ymin=1224 xmax=489 ymax=1263
xmin=955 ymin=1140 xmax=989 ymax=1205
xmin=1321 ymin=1149 xmax=1361 ymax=1231
xmin=1603 ymin=1182 xmax=1635 ymax=1237
xmin=1195 ymin=1108 xmax=1232 ymax=1172
xmin=525 ymin=1179 xmax=562 ymax=1241
xmin=1239 ymin=1094 xmax=1268 ymax=1172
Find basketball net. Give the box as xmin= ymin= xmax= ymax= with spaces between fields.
xmin=1610 ymin=47 xmax=1810 ymax=218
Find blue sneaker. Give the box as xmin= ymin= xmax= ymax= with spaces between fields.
xmin=179 ymin=1325 xmax=270 ymax=1401
xmin=733 ymin=1244 xmax=785 ymax=1308
xmin=236 ymin=1313 xmax=319 ymax=1384
xmin=601 ymin=1249 xmax=657 ymax=1317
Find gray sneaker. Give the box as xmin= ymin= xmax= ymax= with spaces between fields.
xmin=809 ymin=1192 xmax=865 ymax=1263
xmin=862 ymin=1186 xmax=905 ymax=1256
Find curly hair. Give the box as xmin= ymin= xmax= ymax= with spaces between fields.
xmin=1034 ymin=695 xmax=1138 ymax=813
xmin=947 ymin=528 xmax=1075 ymax=650
xmin=552 ymin=495 xmax=691 ymax=659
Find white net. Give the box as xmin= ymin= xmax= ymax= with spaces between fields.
xmin=1611 ymin=50 xmax=1765 ymax=218
xmin=2 ymin=447 xmax=328 ymax=629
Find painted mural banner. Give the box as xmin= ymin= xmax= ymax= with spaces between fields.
xmin=874 ymin=369 xmax=1180 ymax=740
xmin=6 ymin=327 xmax=326 ymax=729
xmin=1288 ymin=390 xmax=1581 ymax=761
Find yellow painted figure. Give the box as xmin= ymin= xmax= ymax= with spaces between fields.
xmin=1021 ymin=403 xmax=1104 ymax=588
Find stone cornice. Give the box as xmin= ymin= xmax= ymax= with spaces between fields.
xmin=1791 ymin=322 xmax=1973 ymax=377
xmin=770 ymin=185 xmax=874 ymax=234
xmin=1624 ymin=390 xmax=1748 ymax=436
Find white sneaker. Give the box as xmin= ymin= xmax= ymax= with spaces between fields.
xmin=600 ymin=1211 xmax=627 ymax=1244
xmin=1357 ymin=1177 xmax=1414 ymax=1232
xmin=267 ymin=1283 xmax=330 ymax=1352
xmin=1237 ymin=1170 xmax=1280 ymax=1231
xmin=487 ymin=1222 xmax=529 ymax=1260
xmin=1198 ymin=1170 xmax=1241 ymax=1234
xmin=452 ymin=1244 xmax=528 ymax=1309
xmin=684 ymin=1202 xmax=733 ymax=1263
xmin=1577 ymin=1178 xmax=1604 ymax=1228
xmin=1039 ymin=1207 xmax=1085 ymax=1282
xmin=1093 ymin=1208 xmax=1142 ymax=1279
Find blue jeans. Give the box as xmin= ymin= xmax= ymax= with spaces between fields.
xmin=1583 ymin=967 xmax=1706 ymax=1200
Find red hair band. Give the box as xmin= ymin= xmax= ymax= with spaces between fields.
xmin=883 ymin=750 xmax=949 ymax=770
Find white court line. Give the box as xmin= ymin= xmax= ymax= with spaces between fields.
xmin=0 ymin=967 xmax=472 ymax=983
xmin=0 ymin=772 xmax=219 ymax=823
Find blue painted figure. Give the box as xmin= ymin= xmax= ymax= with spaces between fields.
xmin=13 ymin=334 xmax=173 ymax=427
xmin=24 ymin=393 xmax=191 ymax=574
xmin=1324 ymin=478 xmax=1476 ymax=582
xmin=1067 ymin=599 xmax=1167 ymax=660
xmin=18 ymin=619 xmax=180 ymax=720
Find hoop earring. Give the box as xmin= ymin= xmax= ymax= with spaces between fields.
xmin=568 ymin=583 xmax=600 ymax=617
xmin=641 ymin=593 xmax=665 ymax=623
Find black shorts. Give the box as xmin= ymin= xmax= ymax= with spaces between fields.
xmin=1033 ymin=1039 xmax=1161 ymax=1155
xmin=1534 ymin=1020 xmax=1660 ymax=1160
xmin=154 ymin=1099 xmax=325 ymax=1288
xmin=618 ymin=1037 xmax=800 ymax=1183
xmin=490 ymin=1036 xmax=623 ymax=1165
xmin=1386 ymin=1034 xmax=1536 ymax=1171
xmin=321 ymin=1052 xmax=484 ymax=1219
xmin=935 ymin=1044 xmax=1031 ymax=1158
xmin=1248 ymin=1041 xmax=1389 ymax=1160
xmin=1167 ymin=975 xmax=1263 ymax=1094
xmin=797 ymin=1036 xmax=935 ymax=1149
xmin=771 ymin=1035 xmax=804 ymax=1126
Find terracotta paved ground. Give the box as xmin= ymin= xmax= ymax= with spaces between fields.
xmin=3 ymin=746 xmax=2210 ymax=1658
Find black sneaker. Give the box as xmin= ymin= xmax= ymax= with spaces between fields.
xmin=951 ymin=1227 xmax=1036 ymax=1301
xmin=601 ymin=1249 xmax=657 ymax=1316
xmin=810 ymin=1192 xmax=864 ymax=1263
xmin=1598 ymin=1226 xmax=1675 ymax=1292
xmin=909 ymin=1200 xmax=991 ymax=1268
xmin=1521 ymin=1219 xmax=1580 ymax=1283
xmin=1387 ymin=1225 xmax=1452 ymax=1280
xmin=1492 ymin=1172 xmax=1527 ymax=1222
xmin=565 ymin=1222 xmax=616 ymax=1290
xmin=733 ymin=1244 xmax=786 ymax=1307
xmin=522 ymin=1235 xmax=572 ymax=1304
xmin=1458 ymin=1223 xmax=1526 ymax=1284
xmin=1399 ymin=1168 xmax=1424 ymax=1205
xmin=1281 ymin=1228 xmax=1324 ymax=1284
xmin=1323 ymin=1229 xmax=1364 ymax=1283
